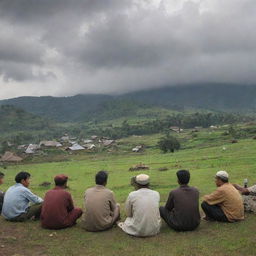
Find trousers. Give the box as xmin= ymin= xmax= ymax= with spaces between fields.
xmin=9 ymin=203 xmax=42 ymax=222
xmin=201 ymin=201 xmax=229 ymax=222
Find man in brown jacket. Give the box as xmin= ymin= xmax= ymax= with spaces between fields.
xmin=81 ymin=171 xmax=120 ymax=231
xmin=201 ymin=170 xmax=244 ymax=222
xmin=160 ymin=170 xmax=200 ymax=231
xmin=41 ymin=174 xmax=82 ymax=229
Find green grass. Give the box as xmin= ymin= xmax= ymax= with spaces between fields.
xmin=1 ymin=135 xmax=256 ymax=255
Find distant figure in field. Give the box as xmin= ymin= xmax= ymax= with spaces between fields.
xmin=81 ymin=171 xmax=120 ymax=231
xmin=41 ymin=174 xmax=82 ymax=229
xmin=201 ymin=171 xmax=244 ymax=222
xmin=118 ymin=174 xmax=161 ymax=237
xmin=233 ymin=182 xmax=256 ymax=213
xmin=159 ymin=170 xmax=200 ymax=231
xmin=1 ymin=172 xmax=43 ymax=221
xmin=0 ymin=172 xmax=5 ymax=214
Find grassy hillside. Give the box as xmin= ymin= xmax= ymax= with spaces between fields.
xmin=1 ymin=133 xmax=256 ymax=255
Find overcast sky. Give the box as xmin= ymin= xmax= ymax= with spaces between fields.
xmin=0 ymin=0 xmax=255 ymax=99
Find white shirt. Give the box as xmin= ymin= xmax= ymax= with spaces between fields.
xmin=121 ymin=188 xmax=161 ymax=237
xmin=248 ymin=185 xmax=256 ymax=194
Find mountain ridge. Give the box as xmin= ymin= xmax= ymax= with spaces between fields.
xmin=1 ymin=83 xmax=256 ymax=122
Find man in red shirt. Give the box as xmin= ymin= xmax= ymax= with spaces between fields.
xmin=41 ymin=174 xmax=82 ymax=229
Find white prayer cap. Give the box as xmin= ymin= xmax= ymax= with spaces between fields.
xmin=135 ymin=174 xmax=150 ymax=185
xmin=216 ymin=170 xmax=229 ymax=181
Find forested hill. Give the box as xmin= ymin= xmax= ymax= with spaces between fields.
xmin=0 ymin=105 xmax=55 ymax=133
xmin=0 ymin=94 xmax=112 ymax=122
xmin=123 ymin=83 xmax=256 ymax=111
xmin=1 ymin=83 xmax=256 ymax=122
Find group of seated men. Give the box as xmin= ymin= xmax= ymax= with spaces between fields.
xmin=0 ymin=169 xmax=255 ymax=237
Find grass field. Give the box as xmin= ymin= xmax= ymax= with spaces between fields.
xmin=1 ymin=133 xmax=256 ymax=256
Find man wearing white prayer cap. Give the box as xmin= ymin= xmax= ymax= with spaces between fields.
xmin=118 ymin=174 xmax=161 ymax=237
xmin=201 ymin=170 xmax=244 ymax=222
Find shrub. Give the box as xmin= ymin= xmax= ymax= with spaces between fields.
xmin=157 ymin=135 xmax=180 ymax=153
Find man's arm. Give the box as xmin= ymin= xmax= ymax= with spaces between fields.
xmin=109 ymin=191 xmax=117 ymax=212
xmin=165 ymin=192 xmax=174 ymax=211
xmin=125 ymin=194 xmax=133 ymax=217
xmin=67 ymin=193 xmax=75 ymax=212
xmin=24 ymin=188 xmax=43 ymax=204
xmin=233 ymin=184 xmax=250 ymax=195
xmin=203 ymin=188 xmax=225 ymax=205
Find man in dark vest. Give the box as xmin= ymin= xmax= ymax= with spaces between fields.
xmin=160 ymin=170 xmax=200 ymax=231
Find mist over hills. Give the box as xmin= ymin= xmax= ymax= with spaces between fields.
xmin=1 ymin=84 xmax=256 ymax=122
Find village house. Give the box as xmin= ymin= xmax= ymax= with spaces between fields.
xmin=25 ymin=144 xmax=40 ymax=154
xmin=102 ymin=139 xmax=115 ymax=146
xmin=132 ymin=145 xmax=143 ymax=152
xmin=83 ymin=144 xmax=96 ymax=150
xmin=66 ymin=143 xmax=85 ymax=151
xmin=0 ymin=151 xmax=23 ymax=162
xmin=39 ymin=141 xmax=62 ymax=147
xmin=170 ymin=126 xmax=183 ymax=133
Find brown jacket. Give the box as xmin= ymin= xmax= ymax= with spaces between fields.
xmin=81 ymin=185 xmax=117 ymax=231
xmin=165 ymin=185 xmax=200 ymax=230
xmin=204 ymin=183 xmax=244 ymax=221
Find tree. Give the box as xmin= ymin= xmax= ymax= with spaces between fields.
xmin=157 ymin=135 xmax=180 ymax=153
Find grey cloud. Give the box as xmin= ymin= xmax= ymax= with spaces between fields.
xmin=0 ymin=0 xmax=256 ymax=99
xmin=0 ymin=0 xmax=129 ymax=24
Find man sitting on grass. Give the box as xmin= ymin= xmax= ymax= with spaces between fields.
xmin=41 ymin=174 xmax=83 ymax=229
xmin=0 ymin=172 xmax=5 ymax=214
xmin=81 ymin=170 xmax=120 ymax=231
xmin=159 ymin=170 xmax=200 ymax=231
xmin=233 ymin=182 xmax=256 ymax=213
xmin=118 ymin=174 xmax=161 ymax=237
xmin=201 ymin=170 xmax=244 ymax=222
xmin=2 ymin=171 xmax=43 ymax=221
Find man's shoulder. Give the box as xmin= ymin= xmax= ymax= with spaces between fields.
xmin=188 ymin=186 xmax=199 ymax=193
xmin=130 ymin=188 xmax=159 ymax=196
xmin=13 ymin=184 xmax=28 ymax=192
xmin=86 ymin=186 xmax=113 ymax=195
xmin=148 ymin=189 xmax=160 ymax=196
xmin=171 ymin=186 xmax=199 ymax=194
xmin=219 ymin=183 xmax=233 ymax=191
xmin=47 ymin=188 xmax=70 ymax=195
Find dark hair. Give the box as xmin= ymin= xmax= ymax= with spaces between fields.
xmin=218 ymin=177 xmax=229 ymax=183
xmin=15 ymin=172 xmax=31 ymax=183
xmin=55 ymin=178 xmax=68 ymax=186
xmin=177 ymin=170 xmax=190 ymax=185
xmin=0 ymin=172 xmax=4 ymax=178
xmin=95 ymin=170 xmax=108 ymax=185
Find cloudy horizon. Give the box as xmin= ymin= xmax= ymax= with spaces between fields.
xmin=0 ymin=0 xmax=256 ymax=100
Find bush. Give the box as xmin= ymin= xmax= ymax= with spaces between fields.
xmin=157 ymin=135 xmax=180 ymax=153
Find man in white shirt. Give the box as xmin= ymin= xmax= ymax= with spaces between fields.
xmin=118 ymin=174 xmax=161 ymax=237
xmin=233 ymin=183 xmax=256 ymax=213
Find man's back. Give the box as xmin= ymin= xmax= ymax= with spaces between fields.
xmin=122 ymin=188 xmax=161 ymax=237
xmin=167 ymin=185 xmax=200 ymax=230
xmin=82 ymin=185 xmax=117 ymax=231
xmin=204 ymin=183 xmax=244 ymax=221
xmin=2 ymin=183 xmax=42 ymax=219
xmin=41 ymin=187 xmax=73 ymax=228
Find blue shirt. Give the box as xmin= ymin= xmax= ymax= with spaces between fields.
xmin=1 ymin=183 xmax=43 ymax=219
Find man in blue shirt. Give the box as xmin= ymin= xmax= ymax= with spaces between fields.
xmin=2 ymin=171 xmax=43 ymax=222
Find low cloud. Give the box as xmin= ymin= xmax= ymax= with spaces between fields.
xmin=0 ymin=0 xmax=256 ymax=99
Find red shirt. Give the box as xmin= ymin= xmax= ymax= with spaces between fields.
xmin=41 ymin=186 xmax=75 ymax=229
